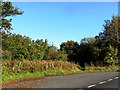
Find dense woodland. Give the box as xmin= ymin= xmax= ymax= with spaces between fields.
xmin=1 ymin=2 xmax=120 ymax=68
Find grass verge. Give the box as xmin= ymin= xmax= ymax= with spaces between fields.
xmin=2 ymin=69 xmax=81 ymax=85
xmin=2 ymin=66 xmax=118 ymax=86
xmin=2 ymin=60 xmax=119 ymax=86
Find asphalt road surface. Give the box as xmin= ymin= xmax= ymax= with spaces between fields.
xmin=3 ymin=72 xmax=119 ymax=90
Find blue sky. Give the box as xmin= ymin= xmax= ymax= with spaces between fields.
xmin=11 ymin=2 xmax=118 ymax=48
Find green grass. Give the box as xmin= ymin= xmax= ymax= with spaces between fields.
xmin=2 ymin=66 xmax=118 ymax=85
xmin=2 ymin=69 xmax=81 ymax=84
xmin=2 ymin=71 xmax=44 ymax=83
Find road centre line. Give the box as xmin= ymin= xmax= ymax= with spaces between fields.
xmin=86 ymin=77 xmax=119 ymax=89
xmin=108 ymin=79 xmax=113 ymax=81
xmin=88 ymin=84 xmax=96 ymax=88
xmin=99 ymin=81 xmax=106 ymax=84
xmin=115 ymin=77 xmax=119 ymax=79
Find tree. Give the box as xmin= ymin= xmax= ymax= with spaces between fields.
xmin=79 ymin=37 xmax=100 ymax=67
xmin=35 ymin=39 xmax=49 ymax=60
xmin=95 ymin=16 xmax=119 ymax=66
xmin=1 ymin=1 xmax=23 ymax=32
xmin=2 ymin=31 xmax=51 ymax=60
xmin=103 ymin=44 xmax=118 ymax=66
xmin=60 ymin=40 xmax=79 ymax=62
xmin=103 ymin=16 xmax=119 ymax=48
xmin=96 ymin=16 xmax=119 ymax=48
xmin=56 ymin=49 xmax=68 ymax=61
xmin=45 ymin=45 xmax=58 ymax=60
xmin=81 ymin=37 xmax=96 ymax=44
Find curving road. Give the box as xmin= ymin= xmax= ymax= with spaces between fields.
xmin=3 ymin=72 xmax=119 ymax=89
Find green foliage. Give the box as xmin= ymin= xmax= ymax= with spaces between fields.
xmin=1 ymin=1 xmax=23 ymax=32
xmin=79 ymin=41 xmax=100 ymax=66
xmin=94 ymin=16 xmax=119 ymax=66
xmin=56 ymin=49 xmax=68 ymax=61
xmin=103 ymin=16 xmax=119 ymax=47
xmin=2 ymin=32 xmax=50 ymax=60
xmin=104 ymin=45 xmax=118 ymax=66
xmin=60 ymin=40 xmax=79 ymax=62
xmin=81 ymin=37 xmax=96 ymax=44
xmin=2 ymin=50 xmax=12 ymax=60
xmin=44 ymin=45 xmax=58 ymax=60
xmin=96 ymin=16 xmax=119 ymax=48
xmin=2 ymin=32 xmax=69 ymax=61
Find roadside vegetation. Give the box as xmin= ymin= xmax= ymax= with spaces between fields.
xmin=1 ymin=1 xmax=120 ymax=85
xmin=2 ymin=60 xmax=118 ymax=84
xmin=2 ymin=60 xmax=80 ymax=84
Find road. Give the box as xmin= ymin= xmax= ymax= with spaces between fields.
xmin=3 ymin=72 xmax=119 ymax=90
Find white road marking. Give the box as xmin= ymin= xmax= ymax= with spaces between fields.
xmin=99 ymin=81 xmax=106 ymax=84
xmin=115 ymin=77 xmax=119 ymax=79
xmin=86 ymin=77 xmax=119 ymax=89
xmin=88 ymin=84 xmax=96 ymax=88
xmin=108 ymin=79 xmax=113 ymax=81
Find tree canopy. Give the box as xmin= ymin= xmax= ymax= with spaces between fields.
xmin=1 ymin=1 xmax=23 ymax=32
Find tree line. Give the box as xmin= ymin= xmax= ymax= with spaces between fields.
xmin=2 ymin=32 xmax=68 ymax=61
xmin=1 ymin=1 xmax=120 ymax=68
xmin=60 ymin=16 xmax=119 ymax=68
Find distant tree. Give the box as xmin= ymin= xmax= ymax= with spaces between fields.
xmin=79 ymin=37 xmax=100 ymax=67
xmin=60 ymin=40 xmax=79 ymax=62
xmin=56 ymin=49 xmax=68 ymax=61
xmin=35 ymin=39 xmax=49 ymax=60
xmin=45 ymin=45 xmax=58 ymax=60
xmin=81 ymin=37 xmax=96 ymax=44
xmin=1 ymin=1 xmax=23 ymax=32
xmin=2 ymin=32 xmax=50 ymax=60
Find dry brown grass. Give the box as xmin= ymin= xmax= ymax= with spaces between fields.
xmin=2 ymin=60 xmax=80 ymax=73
